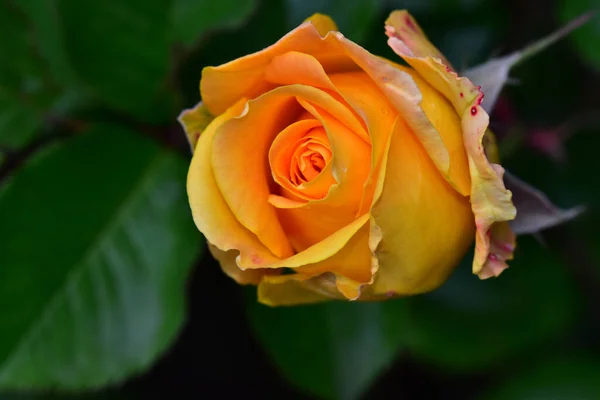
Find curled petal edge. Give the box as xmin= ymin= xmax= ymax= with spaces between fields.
xmin=178 ymin=102 xmax=214 ymax=152
xmin=304 ymin=13 xmax=338 ymax=36
xmin=385 ymin=10 xmax=517 ymax=279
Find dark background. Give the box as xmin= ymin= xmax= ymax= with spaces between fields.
xmin=1 ymin=0 xmax=600 ymax=399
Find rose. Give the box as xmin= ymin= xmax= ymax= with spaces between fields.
xmin=179 ymin=11 xmax=517 ymax=306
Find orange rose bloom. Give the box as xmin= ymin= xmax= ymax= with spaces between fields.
xmin=179 ymin=11 xmax=517 ymax=305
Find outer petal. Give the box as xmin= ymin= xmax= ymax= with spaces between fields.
xmin=385 ymin=10 xmax=517 ymax=278
xmin=384 ymin=11 xmax=452 ymax=68
xmin=294 ymin=214 xmax=373 ymax=300
xmin=258 ymin=274 xmax=339 ymax=306
xmin=304 ymin=13 xmax=338 ymax=36
xmin=208 ymin=245 xmax=270 ymax=285
xmin=201 ymin=19 xmax=357 ymax=115
xmin=187 ymin=99 xmax=280 ymax=269
xmin=367 ymin=119 xmax=474 ymax=296
xmin=258 ymin=215 xmax=372 ymax=305
xmin=257 ymin=214 xmax=369 ymax=269
xmin=259 ymin=214 xmax=371 ymax=303
xmin=332 ymin=33 xmax=470 ymax=196
xmin=178 ymin=102 xmax=213 ymax=151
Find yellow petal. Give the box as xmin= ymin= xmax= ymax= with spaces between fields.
xmin=187 ymin=99 xmax=280 ymax=268
xmin=295 ymin=217 xmax=373 ymax=299
xmin=368 ymin=118 xmax=475 ymax=296
xmin=208 ymin=245 xmax=271 ymax=285
xmin=478 ymin=221 xmax=515 ymax=279
xmin=258 ymin=216 xmax=373 ymax=304
xmin=178 ymin=101 xmax=213 ymax=151
xmin=305 ymin=13 xmax=338 ymax=37
xmin=258 ymin=274 xmax=338 ymax=306
xmin=482 ymin=129 xmax=500 ymax=164
xmin=331 ymin=33 xmax=470 ymax=196
xmin=254 ymin=213 xmax=369 ymax=270
xmin=385 ymin=10 xmax=517 ymax=278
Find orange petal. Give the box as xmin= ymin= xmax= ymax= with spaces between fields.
xmin=212 ymin=93 xmax=298 ymax=260
xmin=327 ymin=71 xmax=398 ymax=214
xmin=187 ymin=99 xmax=279 ymax=269
xmin=263 ymin=51 xmax=399 ymax=216
xmin=269 ymin=119 xmax=336 ymax=201
xmin=265 ymin=51 xmax=337 ymax=90
xmin=213 ymin=84 xmax=369 ymax=265
xmin=385 ymin=10 xmax=517 ymax=278
xmin=273 ymin=99 xmax=370 ymax=252
xmin=264 ymin=50 xmax=370 ymax=143
xmin=201 ymin=22 xmax=356 ymax=116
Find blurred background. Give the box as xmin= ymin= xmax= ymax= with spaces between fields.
xmin=1 ymin=0 xmax=600 ymax=399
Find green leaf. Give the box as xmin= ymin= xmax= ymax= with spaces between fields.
xmin=0 ymin=2 xmax=46 ymax=149
xmin=558 ymin=0 xmax=600 ymax=69
xmin=247 ymin=298 xmax=409 ymax=400
xmin=0 ymin=91 xmax=43 ymax=149
xmin=284 ymin=0 xmax=385 ymax=43
xmin=481 ymin=358 xmax=600 ymax=400
xmin=401 ymin=236 xmax=580 ymax=371
xmin=0 ymin=125 xmax=201 ymax=389
xmin=0 ymin=390 xmax=136 ymax=400
xmin=171 ymin=0 xmax=257 ymax=48
xmin=56 ymin=0 xmax=173 ymax=120
xmin=12 ymin=0 xmax=80 ymax=89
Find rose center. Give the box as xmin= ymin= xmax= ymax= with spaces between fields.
xmin=290 ymin=127 xmax=331 ymax=185
xmin=268 ymin=119 xmax=336 ymax=201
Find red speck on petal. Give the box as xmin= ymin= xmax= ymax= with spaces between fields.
xmin=445 ymin=65 xmax=452 ymax=72
xmin=488 ymin=253 xmax=499 ymax=261
xmin=460 ymin=92 xmax=464 ymax=98
xmin=251 ymin=255 xmax=262 ymax=265
xmin=499 ymin=243 xmax=515 ymax=253
xmin=486 ymin=229 xmax=492 ymax=238
xmin=404 ymin=14 xmax=417 ymax=31
xmin=476 ymin=90 xmax=485 ymax=105
xmin=471 ymin=106 xmax=477 ymax=116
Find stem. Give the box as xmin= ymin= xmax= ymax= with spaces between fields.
xmin=513 ymin=12 xmax=595 ymax=69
